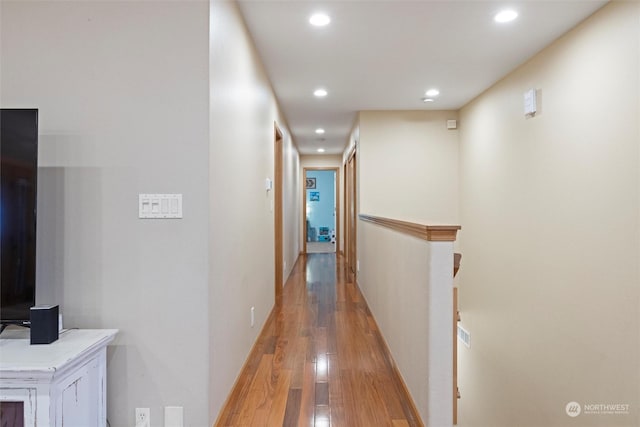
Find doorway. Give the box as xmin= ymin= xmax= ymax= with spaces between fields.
xmin=303 ymin=168 xmax=339 ymax=254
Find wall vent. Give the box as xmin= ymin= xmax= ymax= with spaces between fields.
xmin=457 ymin=325 xmax=470 ymax=348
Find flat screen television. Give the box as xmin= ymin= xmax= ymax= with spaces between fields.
xmin=1 ymin=109 xmax=38 ymax=327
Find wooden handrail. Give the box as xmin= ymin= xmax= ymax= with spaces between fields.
xmin=359 ymin=214 xmax=461 ymax=242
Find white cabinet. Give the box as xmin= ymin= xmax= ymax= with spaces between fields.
xmin=0 ymin=329 xmax=118 ymax=427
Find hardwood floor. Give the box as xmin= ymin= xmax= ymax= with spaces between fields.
xmin=215 ymin=253 xmax=423 ymax=427
xmin=305 ymin=242 xmax=336 ymax=254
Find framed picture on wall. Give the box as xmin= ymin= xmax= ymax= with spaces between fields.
xmin=306 ymin=178 xmax=316 ymax=189
xmin=310 ymin=192 xmax=320 ymax=202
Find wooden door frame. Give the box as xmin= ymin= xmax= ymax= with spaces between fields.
xmin=274 ymin=124 xmax=283 ymax=301
xmin=344 ymin=157 xmax=349 ymax=267
xmin=342 ymin=162 xmax=347 ymax=256
xmin=345 ymin=148 xmax=357 ymax=274
xmin=302 ymin=167 xmax=340 ymax=255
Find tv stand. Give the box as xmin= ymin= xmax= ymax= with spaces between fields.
xmin=0 ymin=329 xmax=117 ymax=426
xmin=0 ymin=323 xmax=30 ymax=336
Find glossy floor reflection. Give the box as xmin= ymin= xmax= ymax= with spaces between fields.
xmin=216 ymin=254 xmax=422 ymax=427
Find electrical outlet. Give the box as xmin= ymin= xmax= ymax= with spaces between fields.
xmin=251 ymin=306 xmax=255 ymax=328
xmin=136 ymin=408 xmax=150 ymax=427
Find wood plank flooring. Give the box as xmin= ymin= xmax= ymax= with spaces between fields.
xmin=215 ymin=253 xmax=423 ymax=427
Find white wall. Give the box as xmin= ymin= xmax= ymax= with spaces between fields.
xmin=301 ymin=154 xmax=342 ymax=169
xmin=458 ymin=2 xmax=639 ymax=426
xmin=1 ymin=1 xmax=210 ymax=426
xmin=358 ymin=111 xmax=460 ymax=224
xmin=1 ymin=1 xmax=301 ymax=425
xmin=209 ymin=0 xmax=299 ymax=422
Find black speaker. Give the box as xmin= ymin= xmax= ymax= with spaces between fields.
xmin=30 ymin=305 xmax=59 ymax=345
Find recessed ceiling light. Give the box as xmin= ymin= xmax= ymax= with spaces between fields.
xmin=309 ymin=13 xmax=331 ymax=27
xmin=422 ymin=98 xmax=435 ymax=103
xmin=317 ymin=148 xmax=326 ymax=153
xmin=314 ymin=88 xmax=328 ymax=97
xmin=315 ymin=128 xmax=325 ymax=134
xmin=494 ymin=10 xmax=518 ymax=23
xmin=425 ymin=89 xmax=440 ymax=97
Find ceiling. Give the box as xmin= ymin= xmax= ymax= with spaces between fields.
xmin=238 ymin=0 xmax=607 ymax=155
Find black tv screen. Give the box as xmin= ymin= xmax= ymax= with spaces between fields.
xmin=1 ymin=109 xmax=38 ymax=325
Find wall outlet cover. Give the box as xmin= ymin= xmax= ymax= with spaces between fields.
xmin=135 ymin=408 xmax=150 ymax=427
xmin=164 ymin=406 xmax=184 ymax=427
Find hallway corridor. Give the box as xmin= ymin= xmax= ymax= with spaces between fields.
xmin=216 ymin=254 xmax=422 ymax=427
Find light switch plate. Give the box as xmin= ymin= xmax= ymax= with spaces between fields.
xmin=139 ymin=194 xmax=183 ymax=219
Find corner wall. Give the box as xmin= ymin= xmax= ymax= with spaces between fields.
xmin=1 ymin=1 xmax=210 ymax=426
xmin=209 ymin=0 xmax=300 ymax=421
xmin=354 ymin=110 xmax=460 ymax=422
xmin=458 ymin=2 xmax=640 ymax=426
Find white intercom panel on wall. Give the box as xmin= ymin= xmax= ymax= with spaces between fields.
xmin=524 ymin=88 xmax=537 ymax=116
